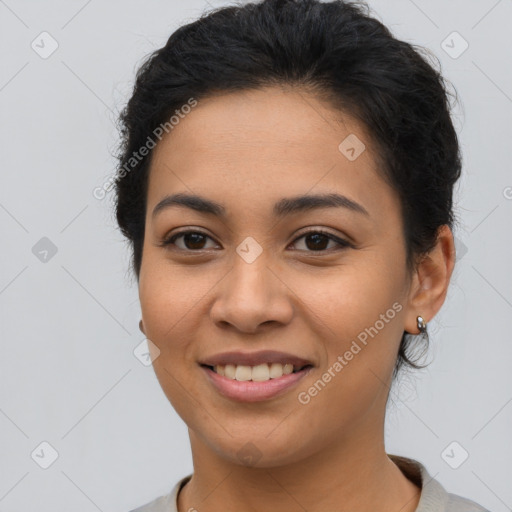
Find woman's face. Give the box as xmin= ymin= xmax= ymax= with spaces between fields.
xmin=138 ymin=86 xmax=418 ymax=468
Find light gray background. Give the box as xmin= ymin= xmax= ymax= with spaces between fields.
xmin=1 ymin=0 xmax=511 ymax=511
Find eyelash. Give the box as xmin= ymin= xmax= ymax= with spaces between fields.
xmin=159 ymin=229 xmax=352 ymax=253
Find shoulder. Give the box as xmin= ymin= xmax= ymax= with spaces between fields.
xmin=128 ymin=491 xmax=174 ymax=512
xmin=445 ymin=492 xmax=491 ymax=512
xmin=388 ymin=454 xmax=492 ymax=512
xmin=128 ymin=475 xmax=192 ymax=512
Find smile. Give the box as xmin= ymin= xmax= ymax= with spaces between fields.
xmin=204 ymin=362 xmax=312 ymax=381
xmin=200 ymin=364 xmax=313 ymax=402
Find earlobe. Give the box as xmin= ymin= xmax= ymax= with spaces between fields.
xmin=404 ymin=225 xmax=456 ymax=334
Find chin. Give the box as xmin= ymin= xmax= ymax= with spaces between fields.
xmin=204 ymin=432 xmax=315 ymax=469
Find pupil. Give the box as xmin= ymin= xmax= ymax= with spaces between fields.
xmin=306 ymin=233 xmax=328 ymax=250
xmin=185 ymin=233 xmax=206 ymax=249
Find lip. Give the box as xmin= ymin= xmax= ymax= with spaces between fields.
xmin=201 ymin=364 xmax=313 ymax=402
xmin=198 ymin=350 xmax=314 ymax=368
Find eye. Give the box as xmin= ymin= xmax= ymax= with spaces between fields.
xmin=159 ymin=229 xmax=351 ymax=253
xmin=160 ymin=230 xmax=218 ymax=251
xmin=290 ymin=229 xmax=352 ymax=252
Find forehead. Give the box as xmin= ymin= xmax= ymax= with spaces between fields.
xmin=147 ymin=86 xmax=399 ymax=223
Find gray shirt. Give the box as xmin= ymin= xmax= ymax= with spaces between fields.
xmin=129 ymin=455 xmax=490 ymax=512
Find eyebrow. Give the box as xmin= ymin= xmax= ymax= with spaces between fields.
xmin=152 ymin=192 xmax=370 ymax=219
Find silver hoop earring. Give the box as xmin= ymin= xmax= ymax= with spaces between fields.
xmin=416 ymin=315 xmax=427 ymax=334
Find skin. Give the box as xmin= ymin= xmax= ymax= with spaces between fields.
xmin=138 ymin=85 xmax=456 ymax=512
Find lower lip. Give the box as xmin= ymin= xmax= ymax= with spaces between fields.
xmin=201 ymin=365 xmax=313 ymax=402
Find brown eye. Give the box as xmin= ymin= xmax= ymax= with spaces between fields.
xmin=161 ymin=230 xmax=218 ymax=251
xmin=160 ymin=229 xmax=351 ymax=253
xmin=291 ymin=230 xmax=351 ymax=252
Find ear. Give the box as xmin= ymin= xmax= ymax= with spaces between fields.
xmin=139 ymin=319 xmax=146 ymax=335
xmin=404 ymin=225 xmax=456 ymax=334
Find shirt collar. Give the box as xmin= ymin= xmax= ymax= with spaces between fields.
xmin=388 ymin=454 xmax=449 ymax=512
xmin=167 ymin=455 xmax=449 ymax=512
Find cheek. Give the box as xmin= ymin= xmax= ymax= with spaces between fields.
xmin=138 ymin=253 xmax=207 ymax=334
xmin=295 ymin=255 xmax=406 ymax=376
xmin=296 ymin=255 xmax=403 ymax=330
xmin=138 ymin=260 xmax=206 ymax=414
xmin=287 ymin=273 xmax=404 ymax=441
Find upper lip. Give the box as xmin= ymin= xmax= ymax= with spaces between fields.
xmin=199 ymin=350 xmax=314 ymax=368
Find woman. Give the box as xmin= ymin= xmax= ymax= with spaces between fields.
xmin=115 ymin=0 xmax=491 ymax=510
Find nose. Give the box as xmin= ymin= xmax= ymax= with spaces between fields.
xmin=209 ymin=255 xmax=294 ymax=334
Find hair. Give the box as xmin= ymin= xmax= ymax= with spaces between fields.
xmin=114 ymin=0 xmax=462 ymax=380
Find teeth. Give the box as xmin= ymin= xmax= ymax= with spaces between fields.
xmin=252 ymin=363 xmax=270 ymax=381
xmin=235 ymin=365 xmax=252 ymax=381
xmin=270 ymin=362 xmax=290 ymax=379
xmin=224 ymin=364 xmax=236 ymax=379
xmin=213 ymin=363 xmax=298 ymax=381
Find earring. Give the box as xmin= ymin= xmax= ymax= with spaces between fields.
xmin=416 ymin=315 xmax=427 ymax=334
xmin=139 ymin=319 xmax=145 ymax=334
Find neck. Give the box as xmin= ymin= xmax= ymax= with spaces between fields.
xmin=177 ymin=425 xmax=421 ymax=512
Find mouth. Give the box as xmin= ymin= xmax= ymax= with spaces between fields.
xmin=200 ymin=363 xmax=314 ymax=402
xmin=198 ymin=350 xmax=315 ymax=401
xmin=200 ymin=362 xmax=314 ymax=382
